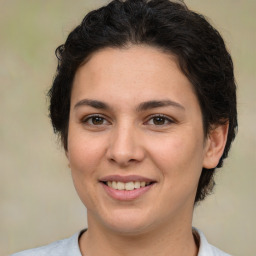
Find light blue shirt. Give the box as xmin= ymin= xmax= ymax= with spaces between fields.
xmin=11 ymin=228 xmax=231 ymax=256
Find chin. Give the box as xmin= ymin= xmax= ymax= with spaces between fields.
xmin=106 ymin=222 xmax=152 ymax=236
xmin=99 ymin=209 xmax=155 ymax=235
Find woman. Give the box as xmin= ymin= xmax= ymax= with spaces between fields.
xmin=12 ymin=0 xmax=237 ymax=255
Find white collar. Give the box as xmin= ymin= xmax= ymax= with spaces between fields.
xmin=193 ymin=228 xmax=231 ymax=256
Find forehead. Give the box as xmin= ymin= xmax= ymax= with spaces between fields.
xmin=71 ymin=45 xmax=199 ymax=112
xmin=77 ymin=45 xmax=181 ymax=81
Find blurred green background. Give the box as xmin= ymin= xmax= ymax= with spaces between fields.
xmin=1 ymin=0 xmax=255 ymax=255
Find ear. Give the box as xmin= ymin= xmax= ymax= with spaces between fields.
xmin=203 ymin=123 xmax=229 ymax=169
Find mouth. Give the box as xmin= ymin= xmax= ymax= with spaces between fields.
xmin=99 ymin=175 xmax=156 ymax=200
xmin=101 ymin=181 xmax=155 ymax=191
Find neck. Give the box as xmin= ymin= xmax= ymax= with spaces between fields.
xmin=79 ymin=214 xmax=198 ymax=256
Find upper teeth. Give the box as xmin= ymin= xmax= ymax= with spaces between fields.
xmin=106 ymin=181 xmax=150 ymax=190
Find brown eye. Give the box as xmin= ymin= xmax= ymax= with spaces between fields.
xmin=82 ymin=115 xmax=110 ymax=126
xmin=91 ymin=116 xmax=104 ymax=125
xmin=146 ymin=115 xmax=174 ymax=126
xmin=152 ymin=116 xmax=166 ymax=125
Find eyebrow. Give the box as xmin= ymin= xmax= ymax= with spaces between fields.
xmin=74 ymin=99 xmax=110 ymax=110
xmin=74 ymin=99 xmax=185 ymax=111
xmin=136 ymin=100 xmax=185 ymax=112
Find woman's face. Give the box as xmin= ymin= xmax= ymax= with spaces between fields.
xmin=67 ymin=45 xmax=211 ymax=234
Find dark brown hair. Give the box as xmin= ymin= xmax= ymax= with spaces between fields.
xmin=48 ymin=0 xmax=237 ymax=204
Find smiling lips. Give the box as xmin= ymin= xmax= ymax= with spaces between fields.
xmin=100 ymin=175 xmax=156 ymax=200
xmin=106 ymin=181 xmax=152 ymax=191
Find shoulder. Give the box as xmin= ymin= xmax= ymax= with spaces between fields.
xmin=208 ymin=245 xmax=231 ymax=256
xmin=194 ymin=228 xmax=232 ymax=256
xmin=10 ymin=231 xmax=83 ymax=256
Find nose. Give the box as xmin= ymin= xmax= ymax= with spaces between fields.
xmin=106 ymin=124 xmax=145 ymax=167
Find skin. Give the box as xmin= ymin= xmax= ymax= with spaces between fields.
xmin=67 ymin=45 xmax=228 ymax=256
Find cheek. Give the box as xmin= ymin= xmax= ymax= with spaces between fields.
xmin=147 ymin=132 xmax=204 ymax=179
xmin=67 ymin=131 xmax=105 ymax=207
xmin=67 ymin=130 xmax=106 ymax=175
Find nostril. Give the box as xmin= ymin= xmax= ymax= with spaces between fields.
xmin=108 ymin=157 xmax=137 ymax=166
xmin=106 ymin=139 xmax=145 ymax=166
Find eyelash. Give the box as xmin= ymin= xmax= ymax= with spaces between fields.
xmin=82 ymin=114 xmax=110 ymax=126
xmin=81 ymin=114 xmax=175 ymax=127
xmin=145 ymin=114 xmax=175 ymax=126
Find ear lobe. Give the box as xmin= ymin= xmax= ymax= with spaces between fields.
xmin=203 ymin=123 xmax=229 ymax=169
